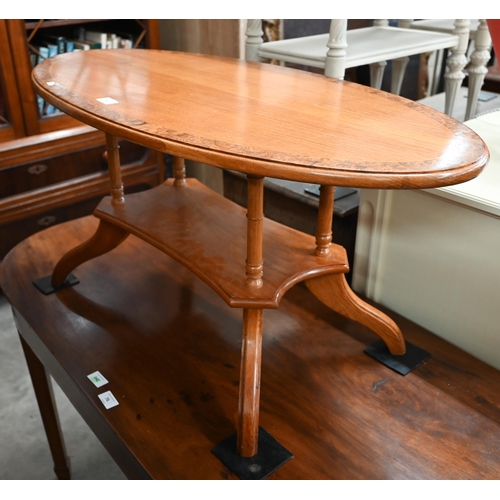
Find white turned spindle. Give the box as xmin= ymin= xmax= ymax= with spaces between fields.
xmin=465 ymin=19 xmax=492 ymax=120
xmin=369 ymin=61 xmax=387 ymax=89
xmin=391 ymin=56 xmax=410 ymax=95
xmin=444 ymin=19 xmax=471 ymax=116
xmin=245 ymin=19 xmax=264 ymax=62
xmin=369 ymin=21 xmax=390 ymax=89
xmin=325 ymin=19 xmax=348 ymax=79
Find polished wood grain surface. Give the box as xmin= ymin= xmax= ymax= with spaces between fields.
xmin=32 ymin=50 xmax=488 ymax=188
xmin=2 ymin=216 xmax=500 ymax=479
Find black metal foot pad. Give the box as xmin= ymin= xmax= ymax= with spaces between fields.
xmin=364 ymin=340 xmax=430 ymax=376
xmin=212 ymin=427 xmax=293 ymax=480
xmin=33 ymin=273 xmax=79 ymax=295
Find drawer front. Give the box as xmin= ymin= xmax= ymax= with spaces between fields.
xmin=0 ymin=141 xmax=149 ymax=198
xmin=0 ymin=198 xmax=98 ymax=260
xmin=0 ymin=146 xmax=108 ymax=198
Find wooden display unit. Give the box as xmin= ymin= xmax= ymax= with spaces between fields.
xmin=0 ymin=19 xmax=162 ymax=259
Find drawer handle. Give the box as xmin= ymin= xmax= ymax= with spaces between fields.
xmin=37 ymin=215 xmax=57 ymax=227
xmin=28 ymin=164 xmax=48 ymax=175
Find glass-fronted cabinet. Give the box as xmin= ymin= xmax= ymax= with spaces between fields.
xmin=0 ymin=19 xmax=162 ymax=258
xmin=0 ymin=19 xmax=25 ymax=142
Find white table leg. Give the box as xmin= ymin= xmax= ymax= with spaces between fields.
xmin=465 ymin=19 xmax=492 ymax=120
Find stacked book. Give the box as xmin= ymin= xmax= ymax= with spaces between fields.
xmin=72 ymin=27 xmax=135 ymax=50
xmin=30 ymin=27 xmax=137 ymax=117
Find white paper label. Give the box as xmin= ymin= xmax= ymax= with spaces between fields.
xmin=87 ymin=371 xmax=109 ymax=388
xmin=96 ymin=97 xmax=119 ymax=105
xmin=46 ymin=81 xmax=56 ymax=86
xmin=98 ymin=391 xmax=119 ymax=409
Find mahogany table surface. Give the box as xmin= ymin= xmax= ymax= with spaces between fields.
xmin=1 ymin=216 xmax=500 ymax=480
xmin=32 ymin=49 xmax=488 ymax=189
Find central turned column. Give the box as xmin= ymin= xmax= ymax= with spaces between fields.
xmin=105 ymin=133 xmax=125 ymax=206
xmin=315 ymin=185 xmax=335 ymax=256
xmin=245 ymin=176 xmax=264 ymax=289
xmin=172 ymin=156 xmax=187 ymax=187
xmin=238 ymin=175 xmax=265 ymax=457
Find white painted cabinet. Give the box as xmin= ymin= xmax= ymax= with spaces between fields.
xmin=353 ymin=110 xmax=500 ymax=369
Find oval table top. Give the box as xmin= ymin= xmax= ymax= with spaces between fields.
xmin=33 ymin=49 xmax=489 ymax=188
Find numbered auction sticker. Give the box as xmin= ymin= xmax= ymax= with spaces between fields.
xmin=87 ymin=371 xmax=109 ymax=388
xmin=96 ymin=97 xmax=119 ymax=105
xmin=98 ymin=391 xmax=119 ymax=410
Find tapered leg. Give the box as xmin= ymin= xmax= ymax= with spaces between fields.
xmin=391 ymin=56 xmax=409 ymax=95
xmin=444 ymin=20 xmax=470 ymax=117
xmin=306 ymin=273 xmax=405 ymax=355
xmin=237 ymin=308 xmax=264 ymax=457
xmin=51 ymin=219 xmax=129 ymax=287
xmin=369 ymin=61 xmax=387 ymax=90
xmin=19 ymin=335 xmax=71 ymax=480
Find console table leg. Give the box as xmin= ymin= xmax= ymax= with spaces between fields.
xmin=19 ymin=335 xmax=71 ymax=480
xmin=306 ymin=273 xmax=406 ymax=355
xmin=237 ymin=308 xmax=263 ymax=457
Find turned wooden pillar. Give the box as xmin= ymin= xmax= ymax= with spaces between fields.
xmin=105 ymin=133 xmax=124 ymax=206
xmin=173 ymin=156 xmax=187 ymax=187
xmin=236 ymin=175 xmax=266 ymax=457
xmin=246 ymin=175 xmax=264 ymax=288
xmin=315 ymin=185 xmax=335 ymax=256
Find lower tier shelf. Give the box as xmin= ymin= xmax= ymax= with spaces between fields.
xmin=95 ymin=178 xmax=349 ymax=308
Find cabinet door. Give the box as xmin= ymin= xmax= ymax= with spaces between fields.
xmin=6 ymin=19 xmax=160 ymax=137
xmin=0 ymin=20 xmax=26 ymax=141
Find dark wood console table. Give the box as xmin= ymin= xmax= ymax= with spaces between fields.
xmin=0 ymin=49 xmax=489 ymax=478
xmin=2 ymin=216 xmax=500 ymax=479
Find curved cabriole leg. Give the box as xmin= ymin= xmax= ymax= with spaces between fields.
xmin=51 ymin=219 xmax=129 ymax=287
xmin=305 ymin=273 xmax=405 ymax=355
xmin=237 ymin=308 xmax=263 ymax=457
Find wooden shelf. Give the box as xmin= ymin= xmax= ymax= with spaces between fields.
xmin=95 ymin=179 xmax=349 ymax=308
xmin=24 ymin=20 xmax=109 ymax=30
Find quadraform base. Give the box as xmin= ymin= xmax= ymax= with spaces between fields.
xmin=212 ymin=427 xmax=293 ymax=480
xmin=364 ymin=340 xmax=431 ymax=376
xmin=33 ymin=273 xmax=79 ymax=295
